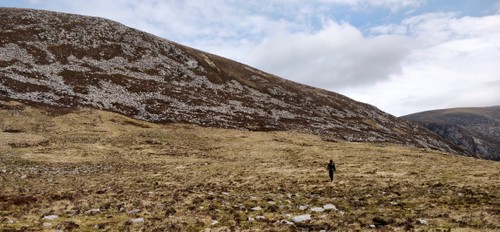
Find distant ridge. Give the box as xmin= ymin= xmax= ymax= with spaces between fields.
xmin=403 ymin=106 xmax=500 ymax=160
xmin=0 ymin=8 xmax=466 ymax=155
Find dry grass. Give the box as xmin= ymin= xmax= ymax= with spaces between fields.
xmin=0 ymin=101 xmax=499 ymax=231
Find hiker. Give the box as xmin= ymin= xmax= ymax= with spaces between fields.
xmin=327 ymin=159 xmax=336 ymax=182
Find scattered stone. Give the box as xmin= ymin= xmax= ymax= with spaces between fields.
xmin=390 ymin=201 xmax=398 ymax=206
xmin=248 ymin=217 xmax=255 ymax=222
xmin=292 ymin=214 xmax=311 ymax=223
xmin=251 ymin=206 xmax=262 ymax=211
xmin=127 ymin=209 xmax=141 ymax=214
xmin=416 ymin=219 xmax=428 ymax=225
xmin=6 ymin=219 xmax=14 ymax=224
xmin=221 ymin=192 xmax=229 ymax=196
xmin=84 ymin=209 xmax=101 ymax=215
xmin=299 ymin=205 xmax=308 ymax=210
xmin=287 ymin=193 xmax=292 ymax=198
xmin=1 ymin=169 xmax=6 ymax=173
xmin=458 ymin=193 xmax=464 ymax=197
xmin=43 ymin=222 xmax=52 ymax=228
xmin=280 ymin=220 xmax=294 ymax=225
xmin=256 ymin=215 xmax=265 ymax=220
xmin=250 ymin=196 xmax=257 ymax=200
xmin=267 ymin=201 xmax=276 ymax=205
xmin=130 ymin=218 xmax=144 ymax=223
xmin=20 ymin=175 xmax=27 ymax=179
xmin=365 ymin=194 xmax=372 ymax=198
xmin=369 ymin=224 xmax=376 ymax=228
xmin=42 ymin=215 xmax=58 ymax=221
xmin=95 ymin=188 xmax=107 ymax=194
xmin=310 ymin=207 xmax=324 ymax=212
xmin=323 ymin=204 xmax=338 ymax=211
xmin=211 ymin=220 xmax=218 ymax=225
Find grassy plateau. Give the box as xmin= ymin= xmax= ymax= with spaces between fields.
xmin=0 ymin=101 xmax=498 ymax=231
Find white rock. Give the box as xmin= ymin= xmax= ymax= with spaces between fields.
xmin=416 ymin=219 xmax=428 ymax=225
xmin=130 ymin=218 xmax=144 ymax=223
xmin=458 ymin=193 xmax=464 ymax=197
xmin=256 ymin=215 xmax=265 ymax=220
xmin=221 ymin=192 xmax=229 ymax=196
xmin=127 ymin=209 xmax=141 ymax=214
xmin=43 ymin=222 xmax=52 ymax=227
xmin=267 ymin=201 xmax=275 ymax=205
xmin=248 ymin=217 xmax=255 ymax=222
xmin=323 ymin=204 xmax=338 ymax=211
xmin=42 ymin=215 xmax=58 ymax=221
xmin=390 ymin=201 xmax=398 ymax=205
xmin=282 ymin=220 xmax=294 ymax=225
xmin=1 ymin=169 xmax=6 ymax=173
xmin=250 ymin=196 xmax=257 ymax=200
xmin=84 ymin=209 xmax=101 ymax=215
xmin=310 ymin=207 xmax=324 ymax=212
xmin=20 ymin=175 xmax=27 ymax=179
xmin=299 ymin=205 xmax=308 ymax=211
xmin=365 ymin=194 xmax=372 ymax=198
xmin=292 ymin=214 xmax=311 ymax=222
xmin=369 ymin=224 xmax=376 ymax=228
xmin=211 ymin=220 xmax=218 ymax=225
xmin=251 ymin=206 xmax=262 ymax=211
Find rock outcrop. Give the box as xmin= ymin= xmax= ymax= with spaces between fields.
xmin=403 ymin=106 xmax=500 ymax=160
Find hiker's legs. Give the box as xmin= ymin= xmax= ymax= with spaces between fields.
xmin=329 ymin=171 xmax=333 ymax=182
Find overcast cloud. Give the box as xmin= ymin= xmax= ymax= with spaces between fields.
xmin=1 ymin=0 xmax=499 ymax=116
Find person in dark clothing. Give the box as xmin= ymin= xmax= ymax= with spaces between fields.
xmin=327 ymin=159 xmax=336 ymax=182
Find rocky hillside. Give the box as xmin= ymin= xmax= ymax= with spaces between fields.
xmin=0 ymin=8 xmax=464 ymax=154
xmin=403 ymin=106 xmax=500 ymax=161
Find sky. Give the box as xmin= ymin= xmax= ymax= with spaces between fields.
xmin=1 ymin=0 xmax=499 ymax=116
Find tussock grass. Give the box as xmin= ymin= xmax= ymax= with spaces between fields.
xmin=0 ymin=101 xmax=498 ymax=231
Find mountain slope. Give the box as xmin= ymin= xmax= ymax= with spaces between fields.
xmin=0 ymin=8 xmax=463 ymax=154
xmin=403 ymin=106 xmax=500 ymax=161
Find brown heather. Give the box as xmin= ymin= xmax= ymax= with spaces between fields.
xmin=0 ymin=101 xmax=498 ymax=231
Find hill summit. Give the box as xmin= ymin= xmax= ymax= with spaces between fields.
xmin=0 ymin=8 xmax=464 ymax=154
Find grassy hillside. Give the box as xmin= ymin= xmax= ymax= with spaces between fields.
xmin=1 ymin=101 xmax=498 ymax=231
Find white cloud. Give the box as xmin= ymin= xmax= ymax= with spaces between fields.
xmin=320 ymin=0 xmax=425 ymax=12
xmin=242 ymin=20 xmax=414 ymax=89
xmin=345 ymin=13 xmax=500 ymax=116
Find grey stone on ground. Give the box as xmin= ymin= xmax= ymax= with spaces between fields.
xmin=310 ymin=207 xmax=324 ymax=212
xmin=323 ymin=204 xmax=338 ymax=211
xmin=130 ymin=218 xmax=144 ymax=223
xmin=127 ymin=209 xmax=141 ymax=214
xmin=42 ymin=215 xmax=58 ymax=221
xmin=251 ymin=206 xmax=262 ymax=211
xmin=416 ymin=219 xmax=428 ymax=225
xmin=84 ymin=209 xmax=101 ymax=215
xmin=292 ymin=214 xmax=311 ymax=222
